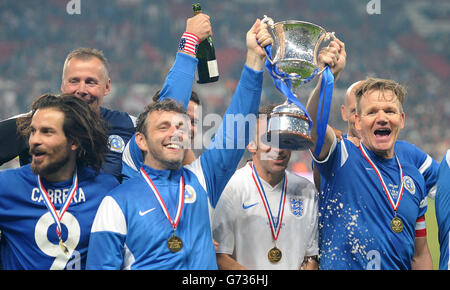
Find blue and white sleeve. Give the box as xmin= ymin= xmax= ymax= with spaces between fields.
xmin=420 ymin=154 xmax=439 ymax=199
xmin=310 ymin=135 xmax=340 ymax=180
xmin=159 ymin=52 xmax=198 ymax=110
xmin=395 ymin=141 xmax=439 ymax=198
xmin=198 ymin=64 xmax=263 ymax=207
xmin=121 ymin=135 xmax=142 ymax=181
xmin=86 ymin=196 xmax=128 ymax=270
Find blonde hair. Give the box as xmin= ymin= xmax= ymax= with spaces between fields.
xmin=62 ymin=47 xmax=109 ymax=81
xmin=354 ymin=77 xmax=406 ymax=114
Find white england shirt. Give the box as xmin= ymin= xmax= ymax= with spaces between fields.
xmin=212 ymin=163 xmax=319 ymax=269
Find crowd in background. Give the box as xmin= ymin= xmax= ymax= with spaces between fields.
xmin=0 ymin=0 xmax=448 ymax=172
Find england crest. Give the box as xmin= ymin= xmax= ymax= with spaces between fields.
xmin=289 ymin=196 xmax=304 ymax=217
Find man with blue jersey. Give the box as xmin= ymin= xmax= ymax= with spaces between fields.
xmin=0 ymin=94 xmax=119 ymax=269
xmin=314 ymin=81 xmax=439 ymax=195
xmin=0 ymin=13 xmax=212 ymax=182
xmin=121 ymin=90 xmax=201 ymax=181
xmin=86 ymin=19 xmax=272 ymax=270
xmin=339 ymin=81 xmax=438 ymax=198
xmin=436 ymin=149 xmax=450 ymax=269
xmin=307 ymin=42 xmax=433 ymax=269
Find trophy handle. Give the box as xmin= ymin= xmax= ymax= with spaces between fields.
xmin=261 ymin=15 xmax=275 ymax=64
xmin=315 ymin=31 xmax=336 ymax=76
xmin=261 ymin=15 xmax=274 ymax=27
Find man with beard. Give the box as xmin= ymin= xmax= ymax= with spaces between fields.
xmin=0 ymin=13 xmax=212 ymax=182
xmin=212 ymin=104 xmax=319 ymax=270
xmin=0 ymin=94 xmax=119 ymax=269
xmin=86 ymin=19 xmax=271 ymax=269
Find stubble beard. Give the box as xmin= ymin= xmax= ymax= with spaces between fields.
xmin=31 ymin=149 xmax=72 ymax=177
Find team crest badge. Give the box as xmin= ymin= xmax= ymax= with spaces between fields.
xmin=108 ymin=135 xmax=125 ymax=153
xmin=184 ymin=185 xmax=197 ymax=203
xmin=289 ymin=196 xmax=304 ymax=217
xmin=403 ymin=176 xmax=416 ymax=195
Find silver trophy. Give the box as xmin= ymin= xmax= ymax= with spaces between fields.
xmin=261 ymin=15 xmax=335 ymax=150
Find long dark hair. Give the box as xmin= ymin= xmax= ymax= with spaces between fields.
xmin=17 ymin=94 xmax=108 ymax=172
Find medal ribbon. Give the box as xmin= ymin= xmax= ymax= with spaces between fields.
xmin=37 ymin=170 xmax=78 ymax=239
xmin=140 ymin=167 xmax=185 ymax=232
xmin=359 ymin=143 xmax=404 ymax=211
xmin=250 ymin=163 xmax=287 ymax=242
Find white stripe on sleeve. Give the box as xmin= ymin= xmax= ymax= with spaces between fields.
xmin=91 ymin=196 xmax=127 ymax=235
xmin=122 ymin=141 xmax=138 ymax=172
xmin=419 ymin=155 xmax=432 ymax=174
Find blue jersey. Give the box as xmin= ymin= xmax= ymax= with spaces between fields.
xmin=121 ymin=52 xmax=198 ymax=181
xmin=86 ymin=64 xmax=263 ymax=269
xmin=121 ymin=133 xmax=142 ymax=180
xmin=328 ymin=137 xmax=438 ymax=198
xmin=0 ymin=165 xmax=119 ymax=269
xmin=436 ymin=149 xmax=450 ymax=270
xmin=100 ymin=107 xmax=136 ymax=182
xmin=394 ymin=140 xmax=438 ymax=198
xmin=314 ymin=138 xmax=428 ymax=270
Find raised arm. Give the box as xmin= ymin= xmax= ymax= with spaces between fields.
xmin=159 ymin=13 xmax=212 ymax=110
xmin=306 ymin=38 xmax=346 ymax=160
xmin=192 ymin=19 xmax=271 ymax=207
xmin=121 ymin=14 xmax=212 ymax=180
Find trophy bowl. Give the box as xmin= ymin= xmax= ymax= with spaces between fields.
xmin=268 ymin=19 xmax=330 ymax=87
xmin=261 ymin=16 xmax=334 ymax=150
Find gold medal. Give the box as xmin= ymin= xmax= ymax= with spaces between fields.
xmin=390 ymin=216 xmax=404 ymax=233
xmin=59 ymin=238 xmax=70 ymax=256
xmin=141 ymin=168 xmax=185 ymax=254
xmin=360 ymin=145 xmax=406 ymax=236
xmin=167 ymin=234 xmax=183 ymax=253
xmin=268 ymin=247 xmax=282 ymax=263
xmin=251 ymin=164 xmax=287 ymax=265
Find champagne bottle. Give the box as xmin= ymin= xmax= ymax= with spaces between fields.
xmin=193 ymin=3 xmax=219 ymax=83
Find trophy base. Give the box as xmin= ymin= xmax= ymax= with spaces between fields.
xmin=263 ymin=130 xmax=314 ymax=151
xmin=263 ymin=104 xmax=313 ymax=151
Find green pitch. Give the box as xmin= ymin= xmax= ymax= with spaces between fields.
xmin=425 ymin=197 xmax=440 ymax=269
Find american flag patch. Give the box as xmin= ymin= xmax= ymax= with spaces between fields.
xmin=178 ymin=32 xmax=200 ymax=55
xmin=179 ymin=38 xmax=186 ymax=51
